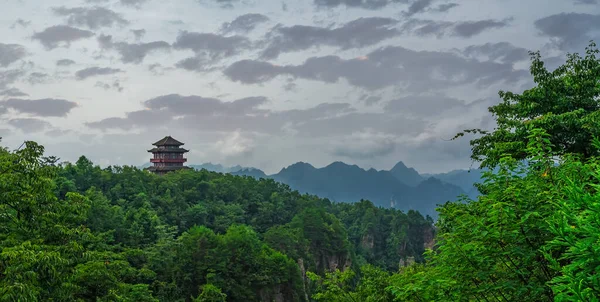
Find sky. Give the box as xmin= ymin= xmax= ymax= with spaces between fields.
xmin=0 ymin=0 xmax=598 ymax=174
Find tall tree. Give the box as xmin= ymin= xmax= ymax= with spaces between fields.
xmin=455 ymin=41 xmax=600 ymax=169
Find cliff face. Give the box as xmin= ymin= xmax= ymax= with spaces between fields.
xmin=423 ymin=226 xmax=436 ymax=250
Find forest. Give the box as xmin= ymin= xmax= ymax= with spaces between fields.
xmin=1 ymin=42 xmax=600 ymax=301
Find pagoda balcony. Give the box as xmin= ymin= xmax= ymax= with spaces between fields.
xmin=150 ymin=158 xmax=188 ymax=163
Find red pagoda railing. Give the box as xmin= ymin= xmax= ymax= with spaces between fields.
xmin=150 ymin=158 xmax=187 ymax=163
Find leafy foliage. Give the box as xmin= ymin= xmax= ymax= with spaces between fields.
xmin=456 ymin=41 xmax=600 ymax=169
xmin=0 ymin=140 xmax=434 ymax=301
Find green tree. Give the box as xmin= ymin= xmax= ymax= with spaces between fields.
xmin=456 ymin=41 xmax=600 ymax=169
xmin=192 ymin=284 xmax=226 ymax=302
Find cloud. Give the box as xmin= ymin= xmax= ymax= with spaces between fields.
xmin=56 ymin=59 xmax=76 ymax=66
xmin=224 ymin=46 xmax=528 ymax=91
xmin=10 ymin=19 xmax=31 ymax=29
xmin=0 ymin=70 xmax=25 ymax=90
xmin=52 ymin=6 xmax=129 ymax=29
xmin=360 ymin=95 xmax=382 ymax=106
xmin=384 ymin=95 xmax=465 ymax=117
xmin=85 ymin=93 xmax=417 ymax=139
xmin=313 ymin=0 xmax=405 ymax=9
xmin=196 ymin=0 xmax=242 ymax=9
xmin=221 ymin=13 xmax=269 ymax=34
xmin=534 ymin=13 xmax=600 ymax=52
xmin=260 ymin=17 xmax=401 ymax=59
xmin=0 ymin=43 xmax=27 ymax=67
xmin=400 ymin=18 xmax=511 ymax=38
xmin=75 ymin=67 xmax=123 ymax=80
xmin=2 ymin=98 xmax=77 ymax=117
xmin=331 ymin=129 xmax=397 ymax=159
xmin=405 ymin=0 xmax=434 ymax=16
xmin=462 ymin=42 xmax=529 ymax=64
xmin=86 ymin=94 xmax=268 ymax=130
xmin=27 ymin=72 xmax=50 ymax=85
xmin=574 ymin=0 xmax=598 ymax=4
xmin=45 ymin=128 xmax=73 ymax=137
xmin=32 ymin=25 xmax=94 ymax=50
xmin=213 ymin=131 xmax=255 ymax=158
xmin=432 ymin=3 xmax=458 ymax=12
xmin=0 ymin=88 xmax=28 ymax=97
xmin=95 ymin=80 xmax=124 ymax=92
xmin=173 ymin=31 xmax=252 ymax=71
xmin=98 ymin=35 xmax=171 ymax=64
xmin=120 ymin=0 xmax=150 ymax=8
xmin=8 ymin=118 xmax=51 ymax=132
xmin=131 ymin=29 xmax=146 ymax=40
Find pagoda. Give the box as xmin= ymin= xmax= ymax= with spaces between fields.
xmin=146 ymin=136 xmax=191 ymax=175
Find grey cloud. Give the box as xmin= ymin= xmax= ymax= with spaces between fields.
xmin=75 ymin=67 xmax=123 ymax=80
xmin=56 ymin=59 xmax=76 ymax=66
xmin=131 ymin=29 xmax=146 ymax=40
xmin=534 ymin=13 xmax=600 ymax=52
xmin=2 ymin=98 xmax=77 ymax=117
xmin=53 ymin=6 xmax=129 ymax=29
xmin=261 ymin=17 xmax=400 ymax=59
xmin=120 ymin=0 xmax=150 ymax=7
xmin=454 ymin=19 xmax=510 ymax=37
xmin=45 ymin=129 xmax=73 ymax=137
xmin=221 ymin=13 xmax=269 ymax=34
xmin=175 ymin=57 xmax=206 ymax=72
xmin=0 ymin=88 xmax=28 ymax=97
xmin=401 ymin=18 xmax=511 ymax=38
xmin=173 ymin=31 xmax=252 ymax=71
xmin=144 ymin=94 xmax=268 ymax=116
xmin=27 ymin=72 xmax=50 ymax=85
xmin=385 ymin=95 xmax=465 ymax=117
xmin=32 ymin=25 xmax=94 ymax=50
xmin=85 ymin=0 xmax=150 ymax=8
xmin=95 ymin=80 xmax=124 ymax=92
xmin=360 ymin=95 xmax=382 ymax=106
xmin=292 ymin=111 xmax=425 ymax=138
xmin=86 ymin=94 xmax=370 ymax=137
xmin=173 ymin=31 xmax=251 ymax=59
xmin=10 ymin=19 xmax=31 ymax=29
xmin=463 ymin=42 xmax=529 ymax=64
xmin=86 ymin=94 xmax=268 ymax=130
xmin=331 ymin=131 xmax=397 ymax=159
xmin=98 ymin=35 xmax=171 ymax=64
xmin=148 ymin=63 xmax=173 ymax=75
xmin=0 ymin=70 xmax=25 ymax=90
xmin=433 ymin=3 xmax=458 ymax=12
xmin=196 ymin=0 xmax=241 ymax=9
xmin=0 ymin=43 xmax=27 ymax=67
xmin=224 ymin=46 xmax=527 ymax=91
xmin=8 ymin=118 xmax=51 ymax=132
xmin=405 ymin=0 xmax=434 ymax=16
xmin=574 ymin=0 xmax=598 ymax=4
xmin=313 ymin=0 xmax=405 ymax=9
xmin=86 ymin=117 xmax=133 ymax=130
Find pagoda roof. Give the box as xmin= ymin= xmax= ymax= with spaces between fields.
xmin=147 ymin=147 xmax=189 ymax=153
xmin=152 ymin=136 xmax=184 ymax=146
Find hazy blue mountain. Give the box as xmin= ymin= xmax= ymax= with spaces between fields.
xmin=190 ymin=163 xmax=248 ymax=173
xmin=141 ymin=159 xmax=482 ymax=218
xmin=423 ymin=169 xmax=488 ymax=199
xmin=389 ymin=161 xmax=424 ymax=186
xmin=230 ymin=167 xmax=268 ymax=179
xmin=271 ymin=161 xmax=464 ymax=218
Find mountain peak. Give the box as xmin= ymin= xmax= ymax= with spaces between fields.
xmin=279 ymin=161 xmax=315 ymax=173
xmin=389 ymin=161 xmax=423 ymax=186
xmin=391 ymin=161 xmax=408 ymax=170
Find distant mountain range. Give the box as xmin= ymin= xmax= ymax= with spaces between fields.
xmin=142 ymin=161 xmax=486 ymax=218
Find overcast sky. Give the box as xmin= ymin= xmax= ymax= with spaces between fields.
xmin=0 ymin=0 xmax=598 ymax=174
